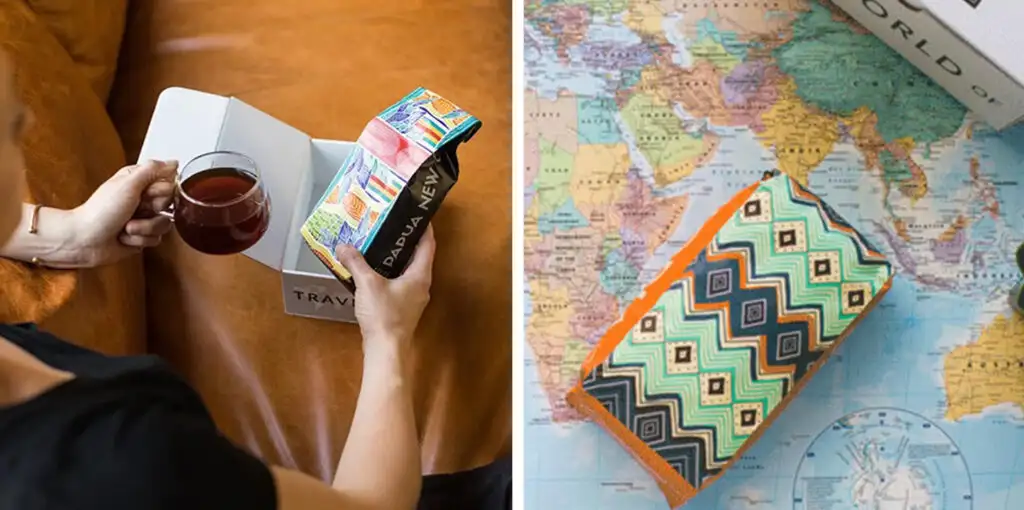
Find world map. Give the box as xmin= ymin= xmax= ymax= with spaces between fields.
xmin=524 ymin=0 xmax=1024 ymax=508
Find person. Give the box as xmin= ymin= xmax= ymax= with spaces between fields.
xmin=0 ymin=56 xmax=510 ymax=509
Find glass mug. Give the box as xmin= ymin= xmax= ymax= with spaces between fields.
xmin=158 ymin=151 xmax=271 ymax=255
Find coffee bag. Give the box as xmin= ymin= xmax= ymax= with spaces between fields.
xmin=301 ymin=88 xmax=481 ymax=289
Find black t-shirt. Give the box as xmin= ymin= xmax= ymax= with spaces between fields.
xmin=0 ymin=323 xmax=277 ymax=510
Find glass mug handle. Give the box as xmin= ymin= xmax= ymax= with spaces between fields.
xmin=158 ymin=158 xmax=180 ymax=222
xmin=158 ymin=205 xmax=175 ymax=222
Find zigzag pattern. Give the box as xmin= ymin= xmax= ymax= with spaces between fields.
xmin=609 ymin=276 xmax=793 ymax=459
xmin=582 ymin=175 xmax=893 ymax=491
xmin=787 ymin=177 xmax=888 ymax=260
xmin=583 ymin=363 xmax=723 ymax=488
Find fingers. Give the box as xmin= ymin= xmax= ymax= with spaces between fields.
xmin=335 ymin=226 xmax=435 ymax=289
xmin=139 ymin=179 xmax=175 ymax=215
xmin=334 ymin=244 xmax=377 ymax=287
xmin=109 ymin=160 xmax=177 ymax=217
xmin=118 ymin=216 xmax=172 ymax=249
xmin=124 ymin=216 xmax=173 ymax=237
xmin=144 ymin=180 xmax=175 ymax=198
xmin=111 ymin=159 xmax=155 ymax=180
xmin=118 ymin=232 xmax=162 ymax=248
xmin=401 ymin=223 xmax=436 ymax=284
xmin=113 ymin=159 xmax=178 ymax=194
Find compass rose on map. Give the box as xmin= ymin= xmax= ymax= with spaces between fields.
xmin=793 ymin=408 xmax=973 ymax=510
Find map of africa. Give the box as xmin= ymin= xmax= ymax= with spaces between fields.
xmin=524 ymin=1 xmax=1024 ymax=508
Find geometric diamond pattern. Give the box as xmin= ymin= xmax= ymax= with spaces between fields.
xmin=636 ymin=410 xmax=667 ymax=444
xmin=740 ymin=299 xmax=768 ymax=329
xmin=633 ymin=310 xmax=664 ymax=343
xmin=773 ymin=220 xmax=807 ymax=253
xmin=840 ymin=282 xmax=872 ymax=315
xmin=739 ymin=191 xmax=771 ymax=223
xmin=732 ymin=402 xmax=763 ymax=436
xmin=706 ymin=268 xmax=733 ymax=298
xmin=665 ymin=341 xmax=698 ymax=374
xmin=699 ymin=372 xmax=732 ymax=406
xmin=776 ymin=331 xmax=802 ymax=361
xmin=808 ymin=251 xmax=841 ymax=284
xmin=577 ymin=174 xmax=894 ymax=498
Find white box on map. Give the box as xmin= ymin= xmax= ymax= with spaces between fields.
xmin=138 ymin=87 xmax=357 ymax=323
xmin=830 ymin=0 xmax=1024 ymax=130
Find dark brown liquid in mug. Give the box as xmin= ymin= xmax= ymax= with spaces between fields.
xmin=175 ymin=167 xmax=270 ymax=255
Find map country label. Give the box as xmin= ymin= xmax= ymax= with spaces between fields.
xmin=669 ymin=0 xmax=806 ymax=40
xmin=526 ymin=90 xmax=579 ymax=155
xmin=775 ymin=3 xmax=966 ymax=145
xmin=620 ymin=91 xmax=720 ymax=186
xmin=755 ymin=78 xmax=838 ymax=183
xmin=568 ymin=142 xmax=631 ymax=225
xmin=534 ymin=137 xmax=575 ymax=215
xmin=944 ymin=313 xmax=1024 ymax=421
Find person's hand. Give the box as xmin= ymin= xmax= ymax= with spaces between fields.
xmin=67 ymin=159 xmax=178 ymax=267
xmin=334 ymin=224 xmax=435 ymax=356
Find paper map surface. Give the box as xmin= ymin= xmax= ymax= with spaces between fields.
xmin=524 ymin=1 xmax=1024 ymax=508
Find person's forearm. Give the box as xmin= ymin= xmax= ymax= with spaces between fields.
xmin=0 ymin=205 xmax=84 ymax=268
xmin=332 ymin=339 xmax=422 ymax=510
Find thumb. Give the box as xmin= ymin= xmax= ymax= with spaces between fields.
xmin=111 ymin=160 xmax=178 ymax=194
xmin=335 ymin=244 xmax=376 ymax=286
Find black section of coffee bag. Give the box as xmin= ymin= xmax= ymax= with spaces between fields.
xmin=361 ymin=148 xmax=460 ymax=280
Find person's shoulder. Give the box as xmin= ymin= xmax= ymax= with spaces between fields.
xmin=0 ymin=322 xmax=125 ymax=373
xmin=0 ymin=322 xmax=55 ymax=347
xmin=2 ymin=322 xmax=187 ymax=384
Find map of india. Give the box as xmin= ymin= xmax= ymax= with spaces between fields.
xmin=525 ymin=0 xmax=1024 ymax=508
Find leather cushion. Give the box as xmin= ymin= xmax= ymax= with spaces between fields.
xmin=23 ymin=0 xmax=129 ymax=101
xmin=0 ymin=1 xmax=145 ymax=355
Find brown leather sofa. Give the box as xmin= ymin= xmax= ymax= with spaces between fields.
xmin=1 ymin=0 xmax=510 ymax=481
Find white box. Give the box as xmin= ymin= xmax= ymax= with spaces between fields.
xmin=138 ymin=87 xmax=357 ymax=322
xmin=831 ymin=0 xmax=1024 ymax=129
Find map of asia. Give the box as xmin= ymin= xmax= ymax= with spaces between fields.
xmin=524 ymin=0 xmax=1024 ymax=508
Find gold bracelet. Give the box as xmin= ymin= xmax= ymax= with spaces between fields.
xmin=27 ymin=205 xmax=46 ymax=266
xmin=28 ymin=203 xmax=43 ymax=234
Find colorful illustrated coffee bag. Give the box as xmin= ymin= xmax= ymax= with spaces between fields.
xmin=301 ymin=88 xmax=481 ymax=289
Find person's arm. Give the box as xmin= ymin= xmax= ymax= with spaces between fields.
xmin=274 ymin=226 xmax=435 ymax=510
xmin=0 ymin=160 xmax=175 ymax=268
xmin=270 ymin=345 xmax=418 ymax=510
xmin=328 ymin=227 xmax=433 ymax=509
xmin=109 ymin=224 xmax=431 ymax=510
xmin=0 ymin=204 xmax=81 ymax=267
xmin=330 ymin=339 xmax=420 ymax=508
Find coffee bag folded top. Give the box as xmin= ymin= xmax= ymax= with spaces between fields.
xmin=301 ymin=88 xmax=480 ymax=288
